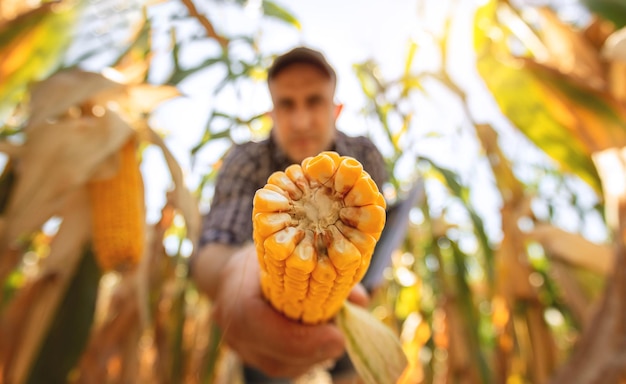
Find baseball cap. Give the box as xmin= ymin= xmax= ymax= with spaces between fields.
xmin=267 ymin=46 xmax=336 ymax=83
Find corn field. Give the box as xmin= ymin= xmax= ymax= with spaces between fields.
xmin=1 ymin=0 xmax=626 ymax=383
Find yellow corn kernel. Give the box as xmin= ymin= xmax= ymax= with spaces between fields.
xmin=252 ymin=151 xmax=386 ymax=324
xmin=264 ymin=227 xmax=304 ymax=261
xmin=285 ymin=232 xmax=316 ymax=274
xmin=325 ymin=225 xmax=361 ymax=271
xmin=253 ymin=188 xmax=291 ymax=212
xmin=344 ymin=175 xmax=383 ymax=207
xmin=304 ymin=152 xmax=336 ymax=185
xmin=334 ymin=157 xmax=363 ymax=195
xmin=253 ymin=212 xmax=292 ymax=238
xmin=87 ymin=138 xmax=145 ymax=272
xmin=268 ymin=171 xmax=302 ymax=200
xmin=284 ymin=164 xmax=308 ymax=191
xmin=339 ymin=204 xmax=387 ymax=234
xmin=335 ymin=221 xmax=377 ymax=257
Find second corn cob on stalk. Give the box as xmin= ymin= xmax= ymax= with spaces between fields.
xmin=87 ymin=138 xmax=145 ymax=272
xmin=252 ymin=151 xmax=386 ymax=324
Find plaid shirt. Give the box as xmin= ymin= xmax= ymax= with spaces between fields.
xmin=200 ymin=129 xmax=389 ymax=247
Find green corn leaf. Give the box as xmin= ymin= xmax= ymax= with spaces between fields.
xmin=449 ymin=240 xmax=493 ymax=384
xmin=420 ymin=157 xmax=495 ymax=289
xmin=27 ymin=247 xmax=100 ymax=384
xmin=581 ymin=0 xmax=626 ymax=28
xmin=262 ymin=0 xmax=301 ymax=30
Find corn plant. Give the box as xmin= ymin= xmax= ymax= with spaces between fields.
xmin=0 ymin=0 xmax=298 ymax=383
xmin=355 ymin=0 xmax=626 ymax=382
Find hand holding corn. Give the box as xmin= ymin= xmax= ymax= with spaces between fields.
xmin=211 ymin=243 xmax=349 ymax=378
xmin=252 ymin=151 xmax=386 ymax=324
xmin=210 ymin=151 xmax=386 ymax=379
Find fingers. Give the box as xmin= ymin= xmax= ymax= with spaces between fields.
xmin=228 ymin=296 xmax=345 ymax=365
xmin=212 ymin=249 xmax=347 ymax=378
xmin=347 ymin=282 xmax=370 ymax=307
xmin=236 ymin=348 xmax=324 ymax=379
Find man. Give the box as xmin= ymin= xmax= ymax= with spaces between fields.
xmin=191 ymin=46 xmax=388 ymax=382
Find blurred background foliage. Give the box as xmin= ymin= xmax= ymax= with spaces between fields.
xmin=1 ymin=0 xmax=626 ymax=383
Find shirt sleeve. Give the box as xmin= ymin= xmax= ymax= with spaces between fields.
xmin=199 ymin=144 xmax=259 ymax=247
xmin=354 ymin=136 xmax=389 ymax=191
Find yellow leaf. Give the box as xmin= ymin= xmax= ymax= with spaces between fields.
xmin=0 ymin=2 xmax=80 ymax=120
xmin=475 ymin=124 xmax=525 ymax=204
xmin=535 ymin=7 xmax=604 ymax=89
xmin=126 ymin=84 xmax=181 ymax=113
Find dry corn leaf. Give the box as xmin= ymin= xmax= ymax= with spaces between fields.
xmin=444 ymin=299 xmax=483 ymax=383
xmin=0 ymin=111 xmax=134 ymax=281
xmin=475 ymin=124 xmax=525 ymax=204
xmin=592 ymin=147 xmax=626 ymax=229
xmin=608 ymin=61 xmax=626 ymax=103
xmin=548 ymin=261 xmax=596 ymax=328
xmin=336 ymin=301 xmax=408 ymax=384
xmin=527 ymin=223 xmax=612 ymax=275
xmin=126 ymin=84 xmax=181 ymax=113
xmin=135 ymin=222 xmax=156 ymax=330
xmin=0 ymin=141 xmax=22 ymax=158
xmin=147 ymin=128 xmax=200 ymax=247
xmin=524 ymin=59 xmax=626 ymax=161
xmin=583 ymin=16 xmax=615 ymax=51
xmin=6 ymin=188 xmax=91 ymax=384
xmin=496 ymin=4 xmax=550 ymax=62
xmin=477 ymin=122 xmax=536 ymax=302
xmin=113 ymin=60 xmax=151 ymax=85
xmin=551 ymin=147 xmax=626 ymax=383
xmin=535 ymin=7 xmax=605 ymax=89
xmin=497 ymin=202 xmax=537 ymax=302
xmin=525 ymin=304 xmax=558 ymax=383
xmin=77 ymin=273 xmax=141 ymax=384
xmin=110 ymin=15 xmax=151 ymax=85
xmin=0 ymin=272 xmax=56 ymax=377
xmin=89 ymin=80 xmax=181 ymax=126
xmin=88 ymin=149 xmax=123 ymax=182
xmin=603 ymin=27 xmax=626 ymax=102
xmin=528 ymin=224 xmax=613 ymax=275
xmin=26 ymin=69 xmax=122 ymax=128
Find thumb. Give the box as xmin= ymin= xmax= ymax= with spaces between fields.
xmin=347 ymin=283 xmax=370 ymax=308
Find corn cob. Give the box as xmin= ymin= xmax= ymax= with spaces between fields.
xmin=87 ymin=138 xmax=145 ymax=272
xmin=252 ymin=151 xmax=386 ymax=324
